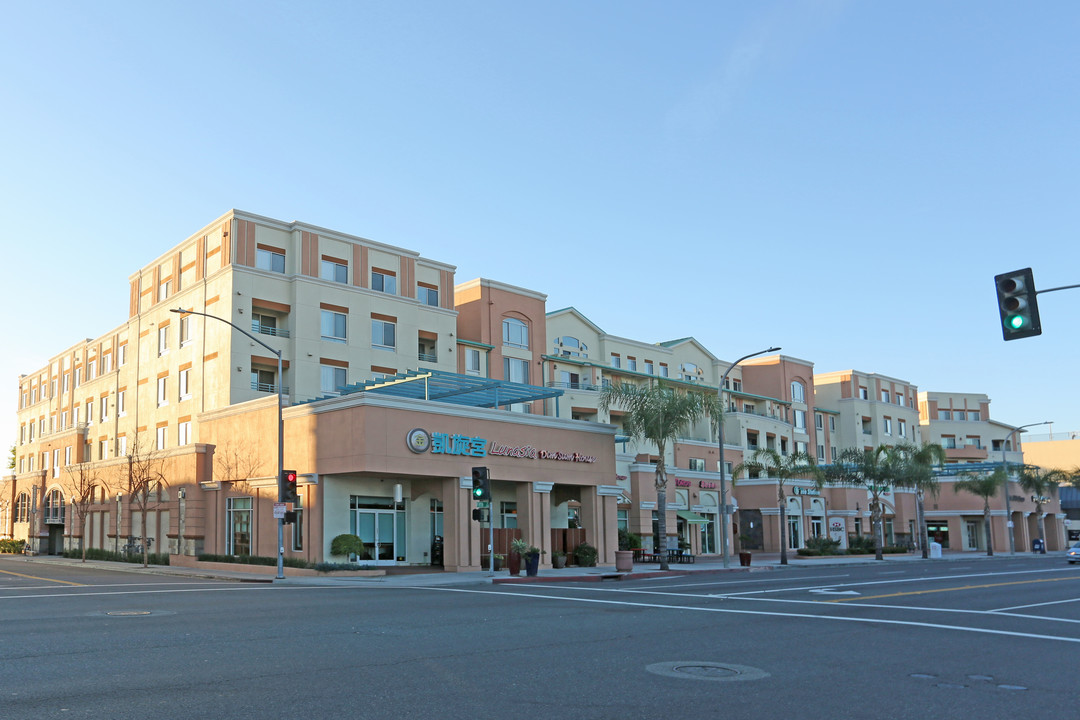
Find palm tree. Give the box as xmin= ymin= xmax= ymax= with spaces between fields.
xmin=1017 ymin=465 xmax=1067 ymax=553
xmin=598 ymin=380 xmax=719 ymax=571
xmin=885 ymin=443 xmax=946 ymax=559
xmin=826 ymin=446 xmax=892 ymax=560
xmin=953 ymin=468 xmax=1003 ymax=556
xmin=732 ymin=448 xmax=820 ymax=565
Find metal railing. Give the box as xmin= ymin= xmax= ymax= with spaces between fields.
xmin=417 ymin=352 xmax=438 ymax=363
xmin=251 ymin=381 xmax=289 ymax=394
xmin=546 ymin=381 xmax=603 ymax=391
xmin=251 ymin=321 xmax=290 ymax=338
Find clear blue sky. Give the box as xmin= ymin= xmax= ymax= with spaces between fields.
xmin=3 ymin=1 xmax=1079 ymax=454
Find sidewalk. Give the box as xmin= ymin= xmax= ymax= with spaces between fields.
xmin=14 ymin=548 xmax=1066 ymax=589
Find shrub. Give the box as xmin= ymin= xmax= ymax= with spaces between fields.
xmin=804 ymin=536 xmax=841 ymax=555
xmin=313 ymin=562 xmax=371 ymax=572
xmin=618 ymin=529 xmax=642 ymax=551
xmin=0 ymin=539 xmax=27 ymax=553
xmin=575 ymin=542 xmax=598 ymax=567
xmin=846 ymin=535 xmax=877 ymax=554
xmin=330 ymin=534 xmax=366 ymax=558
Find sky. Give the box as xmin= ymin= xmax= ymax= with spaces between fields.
xmin=2 ymin=1 xmax=1079 ymax=454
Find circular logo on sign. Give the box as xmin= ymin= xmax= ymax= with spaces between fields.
xmin=406 ymin=428 xmax=430 ymax=453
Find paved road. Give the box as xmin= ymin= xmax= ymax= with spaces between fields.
xmin=2 ymin=555 xmax=1078 ymax=719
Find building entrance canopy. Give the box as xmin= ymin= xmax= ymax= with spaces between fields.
xmin=304 ymin=369 xmax=564 ymax=410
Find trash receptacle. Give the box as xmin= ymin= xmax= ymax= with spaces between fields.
xmin=929 ymin=541 xmax=942 ymax=559
xmin=1032 ymin=538 xmax=1045 ymax=554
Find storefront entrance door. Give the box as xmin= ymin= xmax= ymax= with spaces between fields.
xmin=355 ymin=510 xmax=397 ymax=565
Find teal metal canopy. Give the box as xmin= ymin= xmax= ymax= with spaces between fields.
xmin=305 ymin=369 xmax=564 ymax=410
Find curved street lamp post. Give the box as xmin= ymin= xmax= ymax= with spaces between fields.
xmin=1001 ymin=420 xmax=1051 ymax=556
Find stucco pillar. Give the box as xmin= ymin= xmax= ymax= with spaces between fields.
xmin=518 ymin=481 xmax=551 ymax=565
xmin=442 ymin=475 xmax=477 ymax=571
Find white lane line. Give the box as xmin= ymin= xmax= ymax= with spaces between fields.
xmin=711 ymin=595 xmax=1080 ymax=624
xmin=712 ymin=568 xmax=1076 ymax=597
xmin=419 ymin=586 xmax=1080 ymax=644
xmin=992 ymin=597 xmax=1080 ymax=612
xmin=633 ymin=573 xmax=852 ymax=590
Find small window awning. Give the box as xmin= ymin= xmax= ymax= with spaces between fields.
xmin=677 ymin=510 xmax=709 ymax=524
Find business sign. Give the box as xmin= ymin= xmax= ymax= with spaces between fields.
xmin=675 ymin=479 xmax=691 ymax=488
xmin=792 ymin=486 xmax=821 ymax=496
xmin=407 ymin=428 xmax=596 ymax=463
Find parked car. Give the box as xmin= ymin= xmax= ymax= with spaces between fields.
xmin=1068 ymin=543 xmax=1080 ymax=564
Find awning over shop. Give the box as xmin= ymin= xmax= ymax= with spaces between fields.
xmin=677 ymin=510 xmax=709 ymax=524
xmin=300 ymin=369 xmax=564 ymax=410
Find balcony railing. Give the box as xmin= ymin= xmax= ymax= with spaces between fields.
xmin=546 ymin=381 xmax=603 ymax=391
xmin=251 ymin=381 xmax=289 ymax=394
xmin=418 ymin=352 xmax=438 ymax=363
xmin=251 ymin=321 xmax=290 ymax=338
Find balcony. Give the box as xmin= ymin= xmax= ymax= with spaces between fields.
xmin=251 ymin=381 xmax=289 ymax=394
xmin=945 ymin=445 xmax=988 ymax=460
xmin=547 ymin=381 xmax=603 ymax=392
xmin=418 ymin=352 xmax=438 ymax=363
xmin=251 ymin=320 xmax=289 ymax=338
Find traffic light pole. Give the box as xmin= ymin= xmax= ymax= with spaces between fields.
xmin=172 ymin=308 xmax=286 ymax=579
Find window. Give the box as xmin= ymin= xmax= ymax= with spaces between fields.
xmin=320 ymin=259 xmax=348 ymax=284
xmin=883 ymin=417 xmax=892 ymax=435
xmin=965 ymin=437 xmax=982 ymax=449
xmin=794 ymin=409 xmax=806 ymax=430
xmin=61 ymin=411 xmax=68 ymax=429
xmin=179 ymin=369 xmax=191 ymax=399
xmin=321 ymin=365 xmax=347 ymax=395
xmin=817 ymin=444 xmax=825 ymax=461
xmin=178 ymin=421 xmax=191 ymax=446
xmin=554 ymin=336 xmax=588 ymax=358
xmin=688 ymin=458 xmax=705 ymax=472
xmin=881 ymin=390 xmax=890 ymax=403
xmin=256 ymin=248 xmax=285 ymax=273
xmin=371 ymin=319 xmax=396 ymax=350
xmin=179 ymin=315 xmax=192 ymax=346
xmin=417 ymin=285 xmax=439 ymax=307
xmin=86 ymin=400 xmax=94 ymax=424
xmin=815 ymin=413 xmax=824 ymax=430
xmin=118 ymin=435 xmax=127 ymax=456
xmin=610 ymin=353 xmax=621 ymax=369
xmin=65 ymin=446 xmax=72 ymax=467
xmin=117 ymin=390 xmax=126 ymax=417
xmin=791 ymin=381 xmax=805 ymax=402
xmin=158 ymin=279 xmax=170 ymax=301
xmin=942 ymin=436 xmax=957 ymax=449
xmin=501 ymin=501 xmax=518 ymax=529
xmin=829 ymin=416 xmax=835 ymax=432
xmin=102 ymin=353 xmax=111 ymax=373
xmin=371 ymin=269 xmax=397 ymax=294
xmin=502 ymin=318 xmax=529 ymax=349
xmin=118 ymin=344 xmax=127 ymax=366
xmin=831 ymin=446 xmax=837 ymax=461
xmin=62 ymin=373 xmax=70 ymax=393
xmin=158 ymin=326 xmax=169 ymax=356
xmin=504 ymin=357 xmax=529 ymax=384
xmin=251 ymin=368 xmax=276 ymax=392
xmin=292 ymin=496 xmax=304 ymax=551
xmin=156 ymin=425 xmax=167 ymax=450
xmin=74 ymin=368 xmax=81 ymax=388
xmin=100 ymin=397 xmax=108 ymax=422
xmin=53 ymin=449 xmax=61 ymax=477
xmin=98 ymin=439 xmax=108 ymax=460
xmin=627 ymin=357 xmax=637 ymax=372
xmin=465 ymin=348 xmax=481 ymax=377
xmin=898 ymin=419 xmax=907 ymax=438
xmin=645 ymin=361 xmax=654 ymax=375
xmin=897 ymin=394 xmax=906 ymax=407
xmin=939 ymin=410 xmax=952 ymax=420
xmin=659 ymin=364 xmax=669 ymax=378
xmin=321 ymin=310 xmax=347 ymax=343
xmin=859 ymin=386 xmax=868 ymax=400
xmin=796 ymin=441 xmax=808 ymax=455
xmin=226 ymin=497 xmax=253 ymax=555
xmin=969 ymin=411 xmax=981 ymax=421
xmin=955 ymin=411 xmax=966 ymax=421
xmin=157 ymin=377 xmax=168 ymax=407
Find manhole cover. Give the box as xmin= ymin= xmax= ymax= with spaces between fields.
xmin=646 ymin=661 xmax=769 ymax=682
xmin=105 ymin=611 xmax=152 ymax=616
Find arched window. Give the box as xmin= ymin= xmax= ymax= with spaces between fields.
xmin=502 ymin=318 xmax=529 ymax=349
xmin=790 ymin=381 xmax=805 ymax=402
xmin=553 ymin=336 xmax=587 ymax=358
xmin=44 ymin=488 xmax=64 ymax=524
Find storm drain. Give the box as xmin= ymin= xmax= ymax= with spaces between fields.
xmin=646 ymin=661 xmax=769 ymax=682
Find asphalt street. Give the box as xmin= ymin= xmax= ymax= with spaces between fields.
xmin=1 ymin=555 xmax=1078 ymax=719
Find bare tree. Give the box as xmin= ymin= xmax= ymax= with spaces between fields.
xmin=121 ymin=433 xmax=167 ymax=568
xmin=214 ymin=437 xmax=266 ymax=492
xmin=65 ymin=461 xmax=113 ymax=562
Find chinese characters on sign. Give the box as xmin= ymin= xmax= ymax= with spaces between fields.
xmin=430 ymin=432 xmax=487 ymax=457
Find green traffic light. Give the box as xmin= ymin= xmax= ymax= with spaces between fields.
xmin=1008 ymin=315 xmax=1026 ymax=329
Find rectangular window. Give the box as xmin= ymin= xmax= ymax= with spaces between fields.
xmin=465 ymin=348 xmax=481 ymax=377
xmin=659 ymin=363 xmax=669 ymax=378
xmin=610 ymin=353 xmax=621 ymax=369
xmin=897 ymin=394 xmax=906 ymax=407
xmin=815 ymin=414 xmax=824 ymax=430
xmin=321 ymin=365 xmax=347 ymax=395
xmin=320 ymin=259 xmax=348 ymax=284
xmin=98 ymin=440 xmax=108 ymax=461
xmin=179 ymin=369 xmax=191 ymax=399
xmin=178 ymin=421 xmax=191 ymax=446
xmin=829 ymin=416 xmax=835 ymax=432
xmin=118 ymin=344 xmax=127 ymax=366
xmin=371 ymin=319 xmax=396 ymax=350
xmin=883 ymin=417 xmax=892 ymax=434
xmin=159 ymin=280 xmax=170 ymax=301
xmin=156 ymin=425 xmax=167 ymax=450
xmin=504 ymin=357 xmax=529 ymax=384
xmin=226 ymin=497 xmax=253 ymax=556
xmin=794 ymin=409 xmax=806 ymax=430
xmin=645 ymin=361 xmax=654 ymax=375
xmin=179 ymin=315 xmax=191 ymax=346
xmin=65 ymin=446 xmax=72 ymax=467
xmin=292 ymin=497 xmax=304 ymax=551
xmin=899 ymin=419 xmax=907 ymax=437
xmin=688 ymin=458 xmax=705 ymax=471
xmin=321 ymin=310 xmax=347 ymax=343
xmin=100 ymin=397 xmax=108 ymax=422
xmin=117 ymin=390 xmax=126 ymax=416
xmin=502 ymin=319 xmax=529 ymax=349
xmin=158 ymin=326 xmax=169 ymax=356
xmin=118 ymin=435 xmax=127 ymax=456
xmin=969 ymin=411 xmax=981 ymax=421
xmin=627 ymin=357 xmax=637 ymax=372
xmin=157 ymin=377 xmax=168 ymax=407
xmin=256 ymin=248 xmax=285 ymax=273
xmin=102 ymin=353 xmax=111 ymax=373
xmin=942 ymin=436 xmax=957 ymax=449
xmin=74 ymin=368 xmax=81 ymax=387
xmin=53 ymin=449 xmax=61 ymax=477
xmin=86 ymin=400 xmax=94 ymax=425
xmin=955 ymin=411 xmax=966 ymax=421
xmin=859 ymin=386 xmax=868 ymax=400
xmin=881 ymin=390 xmax=890 ymax=402
xmin=500 ymin=501 xmax=518 ymax=529
xmin=62 ymin=373 xmax=70 ymax=393
xmin=817 ymin=444 xmax=825 ymax=461
xmin=939 ymin=410 xmax=952 ymax=420
xmin=371 ymin=269 xmax=397 ymax=294
xmin=417 ymin=285 xmax=439 ymax=307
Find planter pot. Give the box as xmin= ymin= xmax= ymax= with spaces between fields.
xmin=524 ymin=553 xmax=540 ymax=576
xmin=614 ymin=550 xmax=634 ymax=572
xmin=508 ymin=552 xmax=521 ymax=576
xmin=739 ymin=552 xmax=752 ymax=567
xmin=553 ymin=555 xmax=567 ymax=569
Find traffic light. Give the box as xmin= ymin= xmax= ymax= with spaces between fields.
xmin=281 ymin=469 xmax=299 ymax=504
xmin=995 ymin=268 xmax=1042 ymax=341
xmin=471 ymin=466 xmax=490 ymax=502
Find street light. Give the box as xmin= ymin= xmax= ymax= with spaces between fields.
xmin=718 ymin=346 xmax=781 ymax=569
xmin=172 ymin=307 xmax=286 ymax=579
xmin=1001 ymin=421 xmax=1051 ymax=556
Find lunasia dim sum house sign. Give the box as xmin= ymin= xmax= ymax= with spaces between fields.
xmin=406 ymin=428 xmax=597 ymax=464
